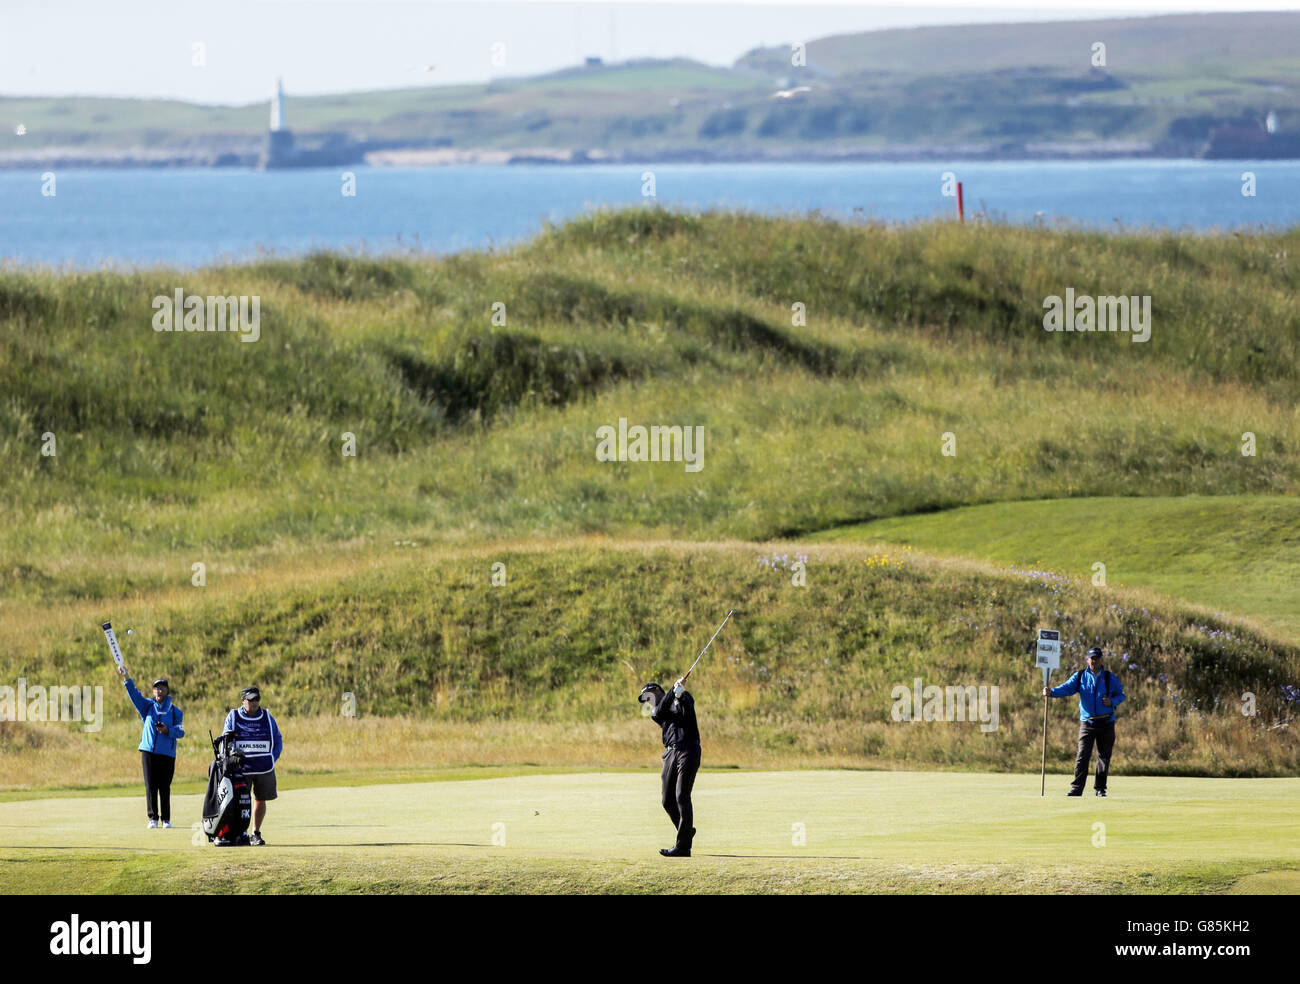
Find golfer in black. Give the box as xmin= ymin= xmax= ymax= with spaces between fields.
xmin=639 ymin=677 xmax=700 ymax=857
xmin=1044 ymin=646 xmax=1127 ymax=796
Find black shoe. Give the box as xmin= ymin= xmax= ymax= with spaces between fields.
xmin=659 ymin=846 xmax=691 ymax=857
xmin=1067 ymin=789 xmax=1083 ymax=796
xmin=1095 ymin=790 xmax=1107 ymax=797
xmin=248 ymin=831 xmax=265 ymax=846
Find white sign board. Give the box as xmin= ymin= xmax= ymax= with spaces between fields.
xmin=1035 ymin=629 xmax=1060 ymax=681
xmin=102 ymin=621 xmax=125 ymax=669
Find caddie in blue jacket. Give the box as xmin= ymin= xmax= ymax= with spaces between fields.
xmin=120 ymin=668 xmax=185 ymax=828
xmin=221 ymin=686 xmax=283 ymax=846
xmin=1043 ymin=646 xmax=1127 ymax=797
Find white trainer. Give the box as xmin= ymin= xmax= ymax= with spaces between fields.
xmin=147 ymin=820 xmax=158 ymax=828
xmin=160 ymin=821 xmax=172 ymax=828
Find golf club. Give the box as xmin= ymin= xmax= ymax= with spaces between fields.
xmin=681 ymin=609 xmax=735 ymax=683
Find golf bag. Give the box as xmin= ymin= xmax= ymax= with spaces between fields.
xmin=202 ymin=730 xmax=252 ymax=846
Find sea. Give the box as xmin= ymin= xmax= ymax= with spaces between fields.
xmin=1 ymin=160 xmax=1296 ymax=269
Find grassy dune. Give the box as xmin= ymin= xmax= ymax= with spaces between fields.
xmin=2 ymin=210 xmax=1298 ymax=789
xmin=2 ymin=540 xmax=1295 ymax=788
xmin=2 ymin=211 xmax=1297 ymax=592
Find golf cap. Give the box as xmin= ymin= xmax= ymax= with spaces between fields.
xmin=152 ymin=678 xmax=169 ymax=689
xmin=241 ymin=686 xmax=261 ymax=701
xmin=638 ymin=682 xmax=664 ymax=703
xmin=1086 ymin=647 xmax=1104 ymax=659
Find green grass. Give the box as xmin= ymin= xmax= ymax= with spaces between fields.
xmin=753 ymin=12 xmax=1300 ymax=78
xmin=519 ymin=60 xmax=766 ymax=94
xmin=2 ymin=771 xmax=1296 ymax=894
xmin=2 ymin=211 xmax=1298 ymax=783
xmin=0 ymin=765 xmax=602 ymax=803
xmin=3 ymin=211 xmax=1297 ymax=588
xmin=3 ymin=204 xmax=1297 ymax=900
xmin=815 ymin=496 xmax=1300 ymax=643
xmin=3 ymin=539 xmax=1296 ymax=784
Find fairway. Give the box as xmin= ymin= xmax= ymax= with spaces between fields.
xmin=3 ymin=770 xmax=1297 ymax=895
xmin=815 ymin=496 xmax=1300 ymax=644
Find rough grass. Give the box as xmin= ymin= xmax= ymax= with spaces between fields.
xmin=2 ymin=540 xmax=1295 ymax=788
xmin=2 ymin=211 xmax=1298 ymax=595
xmin=2 ymin=211 xmax=1297 ymax=786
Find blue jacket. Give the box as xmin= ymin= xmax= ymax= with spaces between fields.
xmin=124 ymin=678 xmax=185 ymax=756
xmin=221 ymin=707 xmax=283 ymax=775
xmin=1050 ymin=667 xmax=1126 ymax=721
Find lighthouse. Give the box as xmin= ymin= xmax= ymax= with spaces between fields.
xmin=270 ymin=78 xmax=286 ymax=132
xmin=258 ymin=76 xmax=362 ymax=169
xmin=260 ymin=78 xmax=295 ymax=168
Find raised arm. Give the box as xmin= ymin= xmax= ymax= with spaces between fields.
xmin=122 ymin=677 xmax=151 ymax=719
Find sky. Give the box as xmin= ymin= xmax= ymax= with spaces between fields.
xmin=2 ymin=1 xmax=1290 ymax=105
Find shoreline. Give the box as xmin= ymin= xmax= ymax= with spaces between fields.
xmin=4 ymin=144 xmax=1298 ymax=170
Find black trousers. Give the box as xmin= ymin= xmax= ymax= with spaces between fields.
xmin=661 ymin=746 xmax=701 ymax=850
xmin=141 ymin=750 xmax=176 ymax=822
xmin=1072 ymin=718 xmax=1115 ymax=793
